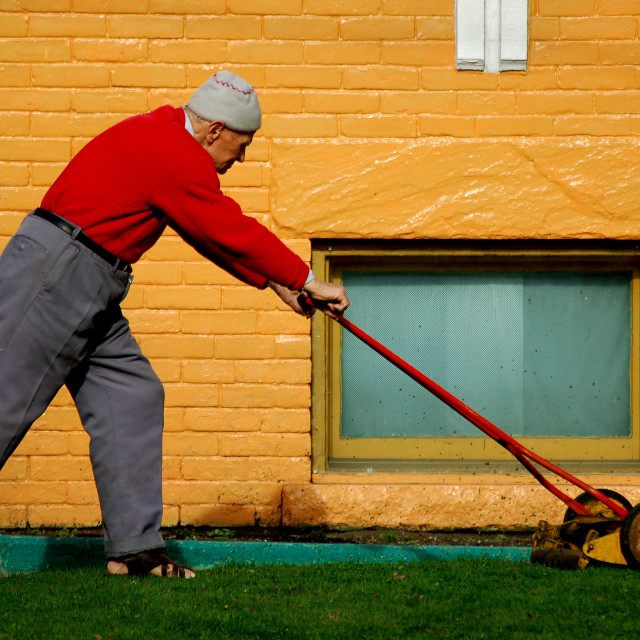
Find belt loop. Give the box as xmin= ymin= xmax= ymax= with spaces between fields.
xmin=70 ymin=225 xmax=82 ymax=240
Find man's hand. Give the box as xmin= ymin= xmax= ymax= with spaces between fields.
xmin=268 ymin=281 xmax=315 ymax=318
xmin=268 ymin=279 xmax=350 ymax=319
xmin=302 ymin=278 xmax=349 ymax=319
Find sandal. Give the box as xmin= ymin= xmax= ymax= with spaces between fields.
xmin=109 ymin=550 xmax=195 ymax=579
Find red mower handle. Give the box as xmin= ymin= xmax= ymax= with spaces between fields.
xmin=310 ymin=300 xmax=629 ymax=520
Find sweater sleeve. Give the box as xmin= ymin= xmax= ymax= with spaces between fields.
xmin=150 ymin=158 xmax=309 ymax=291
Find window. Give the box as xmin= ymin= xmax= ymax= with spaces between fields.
xmin=455 ymin=0 xmax=528 ymax=72
xmin=311 ymin=242 xmax=640 ymax=473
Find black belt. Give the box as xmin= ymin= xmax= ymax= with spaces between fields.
xmin=32 ymin=208 xmax=130 ymax=272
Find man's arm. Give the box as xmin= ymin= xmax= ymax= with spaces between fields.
xmin=269 ymin=277 xmax=349 ymax=319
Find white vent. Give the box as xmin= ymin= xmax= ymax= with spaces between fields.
xmin=455 ymin=0 xmax=528 ymax=73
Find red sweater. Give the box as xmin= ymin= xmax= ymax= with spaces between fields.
xmin=41 ymin=105 xmax=309 ymax=290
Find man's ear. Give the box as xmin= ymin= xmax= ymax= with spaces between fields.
xmin=206 ymin=121 xmax=225 ymax=144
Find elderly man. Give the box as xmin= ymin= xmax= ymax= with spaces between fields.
xmin=0 ymin=71 xmax=349 ymax=579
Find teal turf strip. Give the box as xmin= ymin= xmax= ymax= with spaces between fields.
xmin=0 ymin=534 xmax=530 ymax=575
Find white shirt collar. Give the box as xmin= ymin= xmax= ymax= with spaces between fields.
xmin=183 ymin=107 xmax=195 ymax=137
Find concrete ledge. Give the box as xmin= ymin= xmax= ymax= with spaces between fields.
xmin=0 ymin=535 xmax=531 ymax=575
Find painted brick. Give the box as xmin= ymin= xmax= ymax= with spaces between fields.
xmin=152 ymin=359 xmax=181 ymax=383
xmin=30 ymin=456 xmax=92 ymax=481
xmin=111 ymin=64 xmax=186 ymax=88
xmin=340 ymin=16 xmax=414 ymax=40
xmin=219 ymin=433 xmax=310 ymax=457
xmin=261 ymin=408 xmax=310 ymax=433
xmin=0 ymin=139 xmax=70 ymax=163
xmin=180 ymin=504 xmax=257 ymax=526
xmin=416 ymin=17 xmax=453 ymax=39
xmin=343 ymin=67 xmax=419 ymax=90
xmin=0 ymin=64 xmax=30 ymax=86
xmin=600 ymin=42 xmax=640 ymax=64
xmin=108 ymin=15 xmax=183 ymax=38
xmin=215 ymin=336 xmax=276 ymax=360
xmin=150 ymin=40 xmax=227 ymax=64
xmin=0 ymin=14 xmax=28 ymax=36
xmin=304 ymin=90 xmax=378 ymax=114
xmin=595 ymin=92 xmax=640 ymax=114
xmin=0 ymin=38 xmax=70 ymax=62
xmin=163 ymin=432 xmax=220 ymax=456
xmin=185 ymin=16 xmax=261 ymax=39
xmin=475 ymin=117 xmax=555 ymax=136
xmin=72 ymin=39 xmax=148 ymax=63
xmin=228 ymin=41 xmax=303 ymax=65
xmin=260 ymin=90 xmax=304 ymax=114
xmin=304 ymin=42 xmax=380 ymax=65
xmin=0 ymin=186 xmax=47 ymax=211
xmin=127 ymin=309 xmax=181 ymax=334
xmin=221 ymin=384 xmax=309 ymax=409
xmin=342 ymin=114 xmax=416 ymax=137
xmin=380 ymin=91 xmax=457 ymax=114
xmin=128 ymin=262 xmax=182 ymax=285
xmin=559 ymin=66 xmax=636 ymax=90
xmin=68 ymin=432 xmax=90 ymax=456
xmin=382 ymin=42 xmax=454 ymax=65
xmin=275 ymin=336 xmax=310 ymax=359
xmin=140 ymin=335 xmax=214 ymax=359
xmin=13 ymin=432 xmax=68 ymax=456
xmin=235 ymin=360 xmax=311 ymax=384
xmin=0 ymin=481 xmax=67 ymax=505
xmin=31 ymin=163 xmax=65 ymax=186
xmin=538 ymin=0 xmax=598 ymax=17
xmin=223 ymin=287 xmax=276 ymax=311
xmin=0 ymin=457 xmax=28 ymax=481
xmin=31 ymin=113 xmax=109 ymax=137
xmin=30 ymin=15 xmax=106 ymax=37
xmin=0 ymin=506 xmax=27 ymax=528
xmin=560 ymin=17 xmax=636 ymax=40
xmin=227 ymin=0 xmax=302 ymax=13
xmin=256 ymin=311 xmax=309 ymax=335
xmin=265 ymin=65 xmax=341 ymax=89
xmin=181 ymin=456 xmax=310 ymax=482
xmin=73 ymin=0 xmax=148 ymax=11
xmin=423 ymin=69 xmax=499 ymax=91
xmin=517 ymin=91 xmax=593 ymax=115
xmin=264 ymin=16 xmax=338 ymax=39
xmin=598 ymin=1 xmax=640 ymax=15
xmin=261 ymin=114 xmax=338 ymax=138
xmin=530 ymin=42 xmax=600 ymax=65
xmin=32 ymin=64 xmax=110 ymax=88
xmin=27 ymin=505 xmax=101 ymax=527
xmin=67 ymin=481 xmax=99 ymax=505
xmin=0 ymin=163 xmax=29 ymax=186
xmin=530 ymin=17 xmax=560 ymax=40
xmin=498 ymin=69 xmax=558 ymax=91
xmin=180 ymin=310 xmax=256 ymax=335
xmin=4 ymin=0 xmax=70 ymax=11
xmin=183 ymin=263 xmax=243 ymax=286
xmin=151 ymin=0 xmax=225 ymax=13
xmin=304 ymin=0 xmax=381 ymax=15
xmin=0 ymin=114 xmax=29 ymax=136
xmin=184 ymin=407 xmax=261 ymax=432
xmin=182 ymin=359 xmax=236 ymax=384
xmin=163 ymin=383 xmax=219 ymax=407
xmin=555 ymin=115 xmax=632 ymax=135
xmin=457 ymin=92 xmax=517 ymax=116
xmin=31 ymin=407 xmax=81 ymax=432
xmin=71 ymin=89 xmax=147 ymax=113
xmin=383 ymin=0 xmax=453 ymax=15
xmin=166 ymin=481 xmax=281 ymax=505
xmin=145 ymin=286 xmax=221 ymax=310
xmin=188 ymin=66 xmax=265 ymax=89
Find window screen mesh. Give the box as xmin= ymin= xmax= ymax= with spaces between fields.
xmin=340 ymin=272 xmax=631 ymax=439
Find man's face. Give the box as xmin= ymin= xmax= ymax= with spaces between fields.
xmin=206 ymin=124 xmax=254 ymax=175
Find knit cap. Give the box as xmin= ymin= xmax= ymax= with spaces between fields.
xmin=187 ymin=71 xmax=261 ymax=132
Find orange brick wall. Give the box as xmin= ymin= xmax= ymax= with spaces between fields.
xmin=1 ymin=0 xmax=640 ymax=531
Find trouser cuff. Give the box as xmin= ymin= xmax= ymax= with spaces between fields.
xmin=104 ymin=531 xmax=165 ymax=558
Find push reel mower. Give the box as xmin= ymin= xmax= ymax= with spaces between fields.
xmin=315 ymin=301 xmax=640 ymax=570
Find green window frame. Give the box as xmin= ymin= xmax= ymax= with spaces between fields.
xmin=311 ymin=241 xmax=640 ymax=473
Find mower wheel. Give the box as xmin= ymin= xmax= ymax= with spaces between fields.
xmin=563 ymin=489 xmax=632 ymax=522
xmin=620 ymin=503 xmax=640 ymax=569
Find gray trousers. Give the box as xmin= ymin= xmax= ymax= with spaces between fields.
xmin=0 ymin=212 xmax=165 ymax=558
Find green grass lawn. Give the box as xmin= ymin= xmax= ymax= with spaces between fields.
xmin=1 ymin=559 xmax=639 ymax=640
